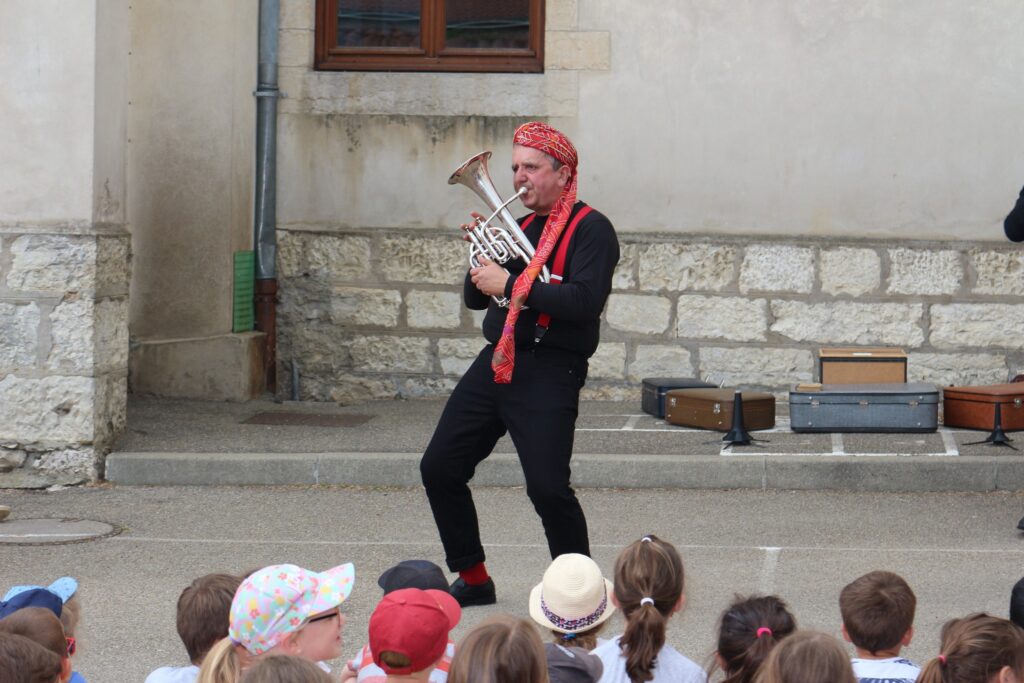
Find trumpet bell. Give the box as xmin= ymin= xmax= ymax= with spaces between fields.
xmin=448 ymin=150 xmax=549 ymax=306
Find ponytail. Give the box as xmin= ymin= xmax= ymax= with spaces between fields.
xmin=915 ymin=657 xmax=945 ymax=683
xmin=917 ymin=614 xmax=1024 ymax=683
xmin=613 ymin=535 xmax=685 ymax=683
xmin=621 ymin=601 xmax=668 ymax=682
xmin=197 ymin=637 xmax=244 ymax=683
xmin=709 ymin=595 xmax=797 ymax=683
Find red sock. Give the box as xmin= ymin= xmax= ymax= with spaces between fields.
xmin=459 ymin=562 xmax=490 ymax=586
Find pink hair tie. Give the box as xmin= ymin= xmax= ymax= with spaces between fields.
xmin=938 ymin=654 xmax=947 ymax=666
xmin=756 ymin=627 xmax=773 ymax=639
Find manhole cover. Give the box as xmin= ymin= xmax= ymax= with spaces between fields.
xmin=0 ymin=519 xmax=121 ymax=545
xmin=242 ymin=412 xmax=374 ymax=427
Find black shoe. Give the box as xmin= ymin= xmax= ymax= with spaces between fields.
xmin=450 ymin=577 xmax=496 ymax=607
xmin=1018 ymin=515 xmax=1024 ymax=531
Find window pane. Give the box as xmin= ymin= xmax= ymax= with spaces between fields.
xmin=336 ymin=0 xmax=421 ymax=48
xmin=444 ymin=0 xmax=529 ymax=50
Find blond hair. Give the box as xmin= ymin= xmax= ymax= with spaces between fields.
xmin=238 ymin=655 xmax=332 ymax=683
xmin=59 ymin=595 xmax=80 ymax=639
xmin=197 ymin=637 xmax=245 ymax=683
xmin=754 ymin=631 xmax=855 ymax=683
xmin=448 ymin=615 xmax=548 ymax=683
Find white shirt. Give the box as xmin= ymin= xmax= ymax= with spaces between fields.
xmin=851 ymin=656 xmax=920 ymax=683
xmin=144 ymin=665 xmax=200 ymax=683
xmin=593 ymin=636 xmax=706 ymax=683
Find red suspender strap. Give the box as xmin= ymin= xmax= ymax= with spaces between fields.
xmin=535 ymin=204 xmax=593 ymax=335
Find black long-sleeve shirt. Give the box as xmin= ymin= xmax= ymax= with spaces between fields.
xmin=464 ymin=201 xmax=619 ymax=358
xmin=1006 ymin=185 xmax=1024 ymax=242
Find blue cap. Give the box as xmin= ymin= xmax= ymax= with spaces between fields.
xmin=3 ymin=577 xmax=78 ymax=603
xmin=0 ymin=587 xmax=63 ymax=619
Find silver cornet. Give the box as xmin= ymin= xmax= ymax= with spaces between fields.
xmin=449 ymin=151 xmax=549 ymax=307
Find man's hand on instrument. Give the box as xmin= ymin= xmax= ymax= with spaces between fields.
xmin=470 ymin=258 xmax=511 ymax=298
xmin=460 ymin=211 xmax=486 ymax=243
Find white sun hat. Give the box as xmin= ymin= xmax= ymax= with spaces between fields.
xmin=529 ymin=553 xmax=615 ymax=634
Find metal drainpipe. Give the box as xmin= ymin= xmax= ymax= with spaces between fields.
xmin=254 ymin=0 xmax=280 ymax=394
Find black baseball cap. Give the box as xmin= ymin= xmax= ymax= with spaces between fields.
xmin=378 ymin=560 xmax=449 ymax=594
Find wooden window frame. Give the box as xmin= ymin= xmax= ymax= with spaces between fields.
xmin=315 ymin=0 xmax=544 ymax=73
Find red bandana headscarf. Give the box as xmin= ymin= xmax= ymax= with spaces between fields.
xmin=491 ymin=122 xmax=579 ymax=384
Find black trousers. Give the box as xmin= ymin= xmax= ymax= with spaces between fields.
xmin=420 ymin=344 xmax=591 ymax=572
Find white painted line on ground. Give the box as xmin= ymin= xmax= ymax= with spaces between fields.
xmin=0 ymin=533 xmax=98 ymax=539
xmin=758 ymin=546 xmax=781 ymax=593
xmin=105 ymin=536 xmax=1024 ymax=555
xmin=941 ymin=430 xmax=960 ymax=456
xmin=622 ymin=415 xmax=642 ymax=430
xmin=832 ymin=433 xmax=845 ymax=455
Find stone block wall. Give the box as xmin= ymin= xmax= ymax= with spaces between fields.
xmin=0 ymin=227 xmax=131 ymax=485
xmin=276 ymin=228 xmax=1024 ymax=403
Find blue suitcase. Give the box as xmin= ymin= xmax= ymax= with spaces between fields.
xmin=789 ymin=382 xmax=939 ymax=433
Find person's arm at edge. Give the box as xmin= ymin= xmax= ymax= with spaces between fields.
xmin=1005 ymin=185 xmax=1024 ymax=242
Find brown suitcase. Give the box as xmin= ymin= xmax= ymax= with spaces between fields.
xmin=664 ymin=388 xmax=776 ymax=431
xmin=819 ymin=347 xmax=907 ymax=384
xmin=943 ymin=383 xmax=1024 ymax=431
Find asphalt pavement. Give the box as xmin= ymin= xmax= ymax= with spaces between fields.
xmin=1 ymin=485 xmax=1022 ymax=682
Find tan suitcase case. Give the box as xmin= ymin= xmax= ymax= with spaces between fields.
xmin=818 ymin=347 xmax=907 ymax=384
xmin=943 ymin=383 xmax=1024 ymax=431
xmin=664 ymin=388 xmax=776 ymax=431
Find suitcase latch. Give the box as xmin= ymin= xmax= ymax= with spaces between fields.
xmin=810 ymin=399 xmax=820 ymax=407
xmin=713 ymin=403 xmax=721 ymax=414
xmin=1015 ymin=398 xmax=1022 ymax=408
xmin=909 ymin=400 xmax=919 ymax=407
xmin=858 ymin=400 xmax=869 ymax=407
xmin=669 ymin=397 xmax=677 ymax=407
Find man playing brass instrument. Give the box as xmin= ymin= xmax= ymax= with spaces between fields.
xmin=420 ymin=122 xmax=620 ymax=607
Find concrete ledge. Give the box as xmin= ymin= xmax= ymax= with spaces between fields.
xmin=129 ymin=332 xmax=266 ymax=402
xmin=105 ymin=451 xmax=1024 ymax=492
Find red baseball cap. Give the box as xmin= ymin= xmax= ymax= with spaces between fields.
xmin=369 ymin=588 xmax=461 ymax=675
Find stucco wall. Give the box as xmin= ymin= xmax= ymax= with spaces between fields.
xmin=0 ymin=2 xmax=98 ymax=223
xmin=126 ymin=0 xmax=257 ymax=340
xmin=277 ymin=0 xmax=1024 ymax=240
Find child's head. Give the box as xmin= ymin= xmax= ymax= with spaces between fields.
xmin=0 ymin=608 xmax=70 ymax=682
xmin=612 ymin=535 xmax=685 ymax=683
xmin=529 ymin=553 xmax=615 ymax=651
xmin=448 ymin=615 xmax=549 ymax=683
xmin=711 ymin=595 xmax=797 ymax=683
xmin=917 ymin=613 xmax=1024 ymax=683
xmin=177 ymin=573 xmax=243 ymax=665
xmin=839 ymin=570 xmax=916 ymax=655
xmin=378 ymin=560 xmax=449 ymax=595
xmin=2 ymin=579 xmax=78 ymax=641
xmin=238 ymin=655 xmax=333 ymax=683
xmin=0 ymin=589 xmax=62 ymax=622
xmin=0 ymin=632 xmax=63 ymax=683
xmin=755 ymin=630 xmax=856 ymax=683
xmin=1010 ymin=577 xmax=1024 ymax=629
xmin=369 ymin=587 xmax=461 ymax=678
xmin=198 ymin=563 xmax=354 ymax=683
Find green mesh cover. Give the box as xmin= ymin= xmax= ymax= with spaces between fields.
xmin=232 ymin=250 xmax=255 ymax=333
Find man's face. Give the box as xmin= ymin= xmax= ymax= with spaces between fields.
xmin=512 ymin=145 xmax=571 ymax=216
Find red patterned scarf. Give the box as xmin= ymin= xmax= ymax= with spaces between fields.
xmin=491 ymin=122 xmax=579 ymax=384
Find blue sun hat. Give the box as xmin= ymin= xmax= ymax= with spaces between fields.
xmin=3 ymin=576 xmax=78 ymax=604
xmin=0 ymin=587 xmax=63 ymax=619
